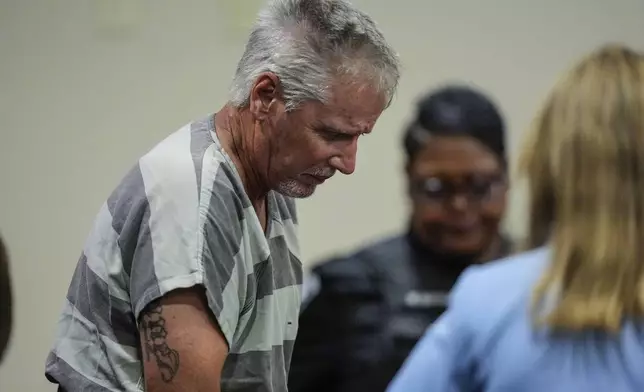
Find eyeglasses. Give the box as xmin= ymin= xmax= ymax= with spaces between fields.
xmin=412 ymin=174 xmax=505 ymax=205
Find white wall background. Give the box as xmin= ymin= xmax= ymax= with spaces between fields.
xmin=1 ymin=0 xmax=643 ymax=390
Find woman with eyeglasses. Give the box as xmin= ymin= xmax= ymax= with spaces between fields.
xmin=387 ymin=45 xmax=644 ymax=392
xmin=288 ymin=85 xmax=513 ymax=392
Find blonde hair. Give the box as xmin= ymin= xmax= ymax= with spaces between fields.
xmin=520 ymin=44 xmax=644 ymax=332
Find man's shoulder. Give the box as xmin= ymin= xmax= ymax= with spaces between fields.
xmin=136 ymin=115 xmax=240 ymax=196
xmin=109 ymin=115 xmax=248 ymax=223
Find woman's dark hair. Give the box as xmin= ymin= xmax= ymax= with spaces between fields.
xmin=0 ymin=235 xmax=12 ymax=364
xmin=403 ymin=85 xmax=507 ymax=165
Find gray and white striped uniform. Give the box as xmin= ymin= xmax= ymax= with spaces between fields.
xmin=45 ymin=115 xmax=303 ymax=392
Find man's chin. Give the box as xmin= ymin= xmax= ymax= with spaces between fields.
xmin=276 ymin=180 xmax=317 ymax=198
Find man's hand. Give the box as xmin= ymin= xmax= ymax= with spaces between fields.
xmin=139 ymin=287 xmax=229 ymax=391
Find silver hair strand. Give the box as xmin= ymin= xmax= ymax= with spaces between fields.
xmin=229 ymin=0 xmax=400 ymax=111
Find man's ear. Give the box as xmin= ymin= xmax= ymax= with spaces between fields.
xmin=249 ymin=72 xmax=282 ymax=121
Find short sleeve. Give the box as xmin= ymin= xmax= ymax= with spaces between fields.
xmin=125 ymin=157 xmax=248 ymax=348
xmin=386 ymin=266 xmax=481 ymax=392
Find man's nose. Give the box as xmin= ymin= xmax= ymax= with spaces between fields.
xmin=329 ymin=138 xmax=358 ymax=175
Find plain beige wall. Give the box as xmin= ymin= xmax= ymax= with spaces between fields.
xmin=1 ymin=0 xmax=643 ymax=390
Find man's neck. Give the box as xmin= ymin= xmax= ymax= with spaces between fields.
xmin=214 ymin=105 xmax=269 ymax=207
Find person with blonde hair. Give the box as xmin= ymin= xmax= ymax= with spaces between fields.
xmin=387 ymin=44 xmax=644 ymax=392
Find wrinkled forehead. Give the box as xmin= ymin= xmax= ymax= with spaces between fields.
xmin=317 ymin=80 xmax=387 ymax=134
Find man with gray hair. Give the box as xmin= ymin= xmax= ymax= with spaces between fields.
xmin=44 ymin=0 xmax=399 ymax=391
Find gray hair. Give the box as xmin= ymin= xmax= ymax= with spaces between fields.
xmin=229 ymin=0 xmax=400 ymax=111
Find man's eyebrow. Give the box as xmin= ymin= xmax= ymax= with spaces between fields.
xmin=314 ymin=124 xmax=344 ymax=133
xmin=319 ymin=125 xmax=365 ymax=135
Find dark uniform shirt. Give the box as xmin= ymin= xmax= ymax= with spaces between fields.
xmin=288 ymin=233 xmax=512 ymax=392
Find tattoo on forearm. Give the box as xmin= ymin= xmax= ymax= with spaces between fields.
xmin=141 ymin=304 xmax=180 ymax=383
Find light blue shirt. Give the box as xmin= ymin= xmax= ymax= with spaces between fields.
xmin=387 ymin=247 xmax=644 ymax=392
